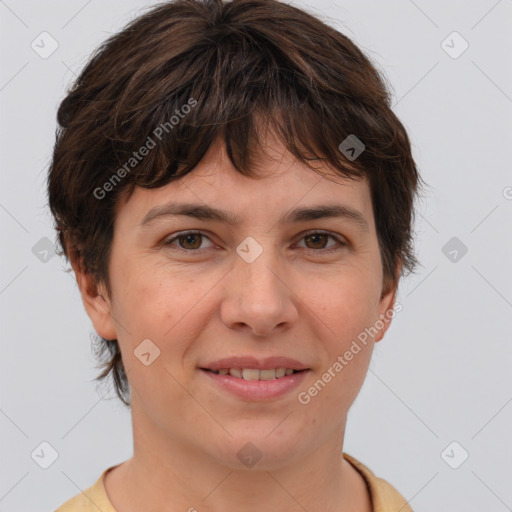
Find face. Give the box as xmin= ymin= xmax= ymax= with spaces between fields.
xmin=77 ymin=132 xmax=398 ymax=471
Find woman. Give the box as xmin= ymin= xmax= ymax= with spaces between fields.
xmin=49 ymin=0 xmax=422 ymax=510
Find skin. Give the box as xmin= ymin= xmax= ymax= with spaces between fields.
xmin=73 ymin=129 xmax=399 ymax=512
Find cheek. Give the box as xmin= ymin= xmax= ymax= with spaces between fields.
xmin=303 ymin=336 xmax=374 ymax=425
xmin=304 ymin=276 xmax=378 ymax=399
xmin=111 ymin=258 xmax=185 ymax=329
xmin=313 ymin=274 xmax=380 ymax=339
xmin=110 ymin=265 xmax=209 ymax=383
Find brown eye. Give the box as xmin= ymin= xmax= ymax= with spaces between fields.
xmin=163 ymin=230 xmax=345 ymax=255
xmin=304 ymin=233 xmax=329 ymax=249
xmin=177 ymin=233 xmax=203 ymax=250
xmin=297 ymin=231 xmax=346 ymax=253
xmin=164 ymin=231 xmax=214 ymax=252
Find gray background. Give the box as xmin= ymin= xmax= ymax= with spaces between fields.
xmin=1 ymin=0 xmax=511 ymax=511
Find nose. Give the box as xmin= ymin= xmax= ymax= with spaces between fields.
xmin=220 ymin=248 xmax=299 ymax=337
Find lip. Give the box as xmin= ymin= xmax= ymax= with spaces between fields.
xmin=200 ymin=368 xmax=310 ymax=400
xmin=200 ymin=356 xmax=309 ymax=371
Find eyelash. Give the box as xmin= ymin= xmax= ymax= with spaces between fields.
xmin=163 ymin=230 xmax=347 ymax=254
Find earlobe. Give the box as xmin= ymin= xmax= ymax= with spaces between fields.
xmin=71 ymin=257 xmax=117 ymax=341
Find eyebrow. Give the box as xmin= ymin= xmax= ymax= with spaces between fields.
xmin=139 ymin=202 xmax=369 ymax=231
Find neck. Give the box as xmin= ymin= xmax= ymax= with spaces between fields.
xmin=104 ymin=400 xmax=371 ymax=512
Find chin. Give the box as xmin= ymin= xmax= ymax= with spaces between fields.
xmin=209 ymin=430 xmax=308 ymax=471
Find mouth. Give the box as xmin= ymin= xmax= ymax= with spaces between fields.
xmin=199 ymin=367 xmax=310 ymax=401
xmin=200 ymin=367 xmax=307 ymax=380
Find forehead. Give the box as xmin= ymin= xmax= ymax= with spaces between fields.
xmin=115 ymin=135 xmax=374 ymax=230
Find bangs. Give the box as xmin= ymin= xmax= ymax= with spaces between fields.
xmin=105 ymin=30 xmax=371 ymax=202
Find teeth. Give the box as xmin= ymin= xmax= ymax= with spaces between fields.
xmin=242 ymin=369 xmax=260 ymax=380
xmin=229 ymin=368 xmax=242 ymax=378
xmin=212 ymin=367 xmax=299 ymax=380
xmin=259 ymin=369 xmax=277 ymax=381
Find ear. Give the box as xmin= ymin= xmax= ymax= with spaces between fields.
xmin=374 ymin=262 xmax=401 ymax=343
xmin=70 ymin=249 xmax=117 ymax=341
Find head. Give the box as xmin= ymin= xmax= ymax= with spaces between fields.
xmin=47 ymin=0 xmax=421 ymax=467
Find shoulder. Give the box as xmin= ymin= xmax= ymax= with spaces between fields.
xmin=55 ymin=466 xmax=117 ymax=512
xmin=343 ymin=452 xmax=413 ymax=512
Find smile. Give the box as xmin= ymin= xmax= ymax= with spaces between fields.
xmin=206 ymin=368 xmax=302 ymax=380
xmin=200 ymin=368 xmax=310 ymax=400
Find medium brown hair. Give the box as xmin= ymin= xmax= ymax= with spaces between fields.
xmin=47 ymin=0 xmax=423 ymax=406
